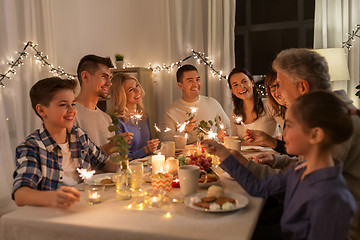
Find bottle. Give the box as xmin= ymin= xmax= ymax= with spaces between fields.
xmin=115 ymin=160 xmax=132 ymax=200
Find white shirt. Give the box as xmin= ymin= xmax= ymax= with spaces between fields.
xmin=230 ymin=98 xmax=281 ymax=140
xmin=161 ymin=95 xmax=231 ymax=144
xmin=58 ymin=142 xmax=78 ymax=186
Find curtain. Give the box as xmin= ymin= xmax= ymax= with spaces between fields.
xmin=0 ymin=0 xmax=55 ymax=215
xmin=314 ymin=0 xmax=360 ymax=108
xmin=155 ymin=0 xmax=236 ymax=122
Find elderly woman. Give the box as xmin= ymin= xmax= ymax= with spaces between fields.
xmin=108 ymin=73 xmax=159 ymax=160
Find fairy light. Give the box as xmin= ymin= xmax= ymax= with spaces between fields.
xmin=342 ymin=24 xmax=360 ymax=50
xmin=1 ymin=41 xmax=76 ymax=87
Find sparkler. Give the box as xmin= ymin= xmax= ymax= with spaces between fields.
xmin=233 ymin=115 xmax=246 ymax=128
xmin=154 ymin=123 xmax=171 ymax=133
xmin=189 ymin=106 xmax=198 ymax=114
xmin=130 ymin=110 xmax=143 ymax=125
xmin=177 ymin=121 xmax=188 ymax=132
xmin=76 ymin=168 xmax=95 ymax=180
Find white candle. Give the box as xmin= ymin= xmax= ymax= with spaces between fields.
xmin=165 ymin=157 xmax=179 ymax=176
xmin=152 ymin=153 xmax=165 ymax=175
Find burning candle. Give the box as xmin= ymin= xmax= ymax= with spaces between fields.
xmin=85 ymin=185 xmax=104 ymax=204
xmin=165 ymin=157 xmax=179 ymax=176
xmin=171 ymin=178 xmax=180 ymax=188
xmin=151 ymin=152 xmax=165 ymax=175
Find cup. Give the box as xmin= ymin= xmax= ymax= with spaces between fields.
xmin=129 ymin=161 xmax=143 ymax=190
xmin=178 ymin=165 xmax=207 ymax=196
xmin=173 ymin=135 xmax=187 ymax=149
xmin=85 ymin=184 xmax=105 ymax=204
xmin=164 ymin=157 xmax=179 ymax=176
xmin=160 ymin=141 xmax=175 ymax=158
xmin=224 ymin=136 xmax=241 ymax=151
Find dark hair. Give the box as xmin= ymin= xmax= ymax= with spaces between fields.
xmin=264 ymin=70 xmax=286 ymax=118
xmin=291 ymin=90 xmax=354 ymax=145
xmin=30 ymin=77 xmax=77 ymax=119
xmin=76 ymin=54 xmax=114 ymax=85
xmin=227 ymin=67 xmax=264 ymax=122
xmin=176 ymin=64 xmax=198 ymax=83
xmin=273 ymin=48 xmax=331 ymax=91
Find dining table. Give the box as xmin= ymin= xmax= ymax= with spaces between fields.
xmin=0 ymin=148 xmax=270 ymax=240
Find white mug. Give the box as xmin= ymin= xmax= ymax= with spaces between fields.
xmin=129 ymin=161 xmax=143 ymax=190
xmin=160 ymin=141 xmax=175 ymax=158
xmin=224 ymin=136 xmax=241 ymax=151
xmin=173 ymin=135 xmax=187 ymax=149
xmin=178 ymin=165 xmax=207 ymax=196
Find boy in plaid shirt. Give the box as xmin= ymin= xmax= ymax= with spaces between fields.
xmin=13 ymin=77 xmax=117 ymax=209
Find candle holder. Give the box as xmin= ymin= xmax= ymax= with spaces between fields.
xmin=171 ymin=178 xmax=180 ymax=188
xmin=151 ymin=172 xmax=173 ymax=192
xmin=85 ymin=184 xmax=105 ymax=204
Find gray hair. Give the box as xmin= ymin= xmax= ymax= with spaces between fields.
xmin=272 ymin=48 xmax=331 ymax=91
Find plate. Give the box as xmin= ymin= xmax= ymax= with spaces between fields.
xmin=241 ymin=146 xmax=271 ymax=152
xmin=84 ymin=173 xmax=115 ymax=186
xmin=199 ymin=170 xmax=220 ymax=187
xmin=184 ymin=192 xmax=249 ymax=213
xmin=133 ymin=156 xmax=151 ymax=166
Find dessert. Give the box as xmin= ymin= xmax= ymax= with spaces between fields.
xmin=100 ymin=178 xmax=114 ymax=185
xmin=208 ymin=185 xmax=224 ymax=198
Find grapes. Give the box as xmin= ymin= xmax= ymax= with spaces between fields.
xmin=187 ymin=153 xmax=213 ymax=172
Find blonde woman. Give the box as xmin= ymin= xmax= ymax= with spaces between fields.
xmin=109 ymin=73 xmax=159 ymax=159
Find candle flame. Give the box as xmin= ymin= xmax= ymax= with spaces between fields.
xmin=185 ymin=133 xmax=188 ymax=138
xmin=76 ymin=168 xmax=95 ymax=180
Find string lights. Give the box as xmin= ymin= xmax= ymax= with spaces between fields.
xmin=342 ymin=24 xmax=360 ymax=50
xmin=0 ymin=41 xmax=76 ymax=87
xmin=148 ymin=49 xmax=228 ymax=81
xmin=1 ymin=42 xmax=229 ymax=88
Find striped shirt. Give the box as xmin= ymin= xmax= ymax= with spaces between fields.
xmin=13 ymin=125 xmax=108 ymax=196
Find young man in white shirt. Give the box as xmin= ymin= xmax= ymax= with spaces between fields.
xmin=161 ymin=64 xmax=230 ymax=144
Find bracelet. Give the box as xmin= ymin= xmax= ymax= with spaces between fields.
xmin=146 ymin=146 xmax=150 ymax=153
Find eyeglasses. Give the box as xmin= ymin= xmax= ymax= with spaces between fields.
xmin=268 ymin=83 xmax=279 ymax=93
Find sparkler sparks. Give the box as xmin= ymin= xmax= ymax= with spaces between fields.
xmin=189 ymin=106 xmax=198 ymax=114
xmin=76 ymin=168 xmax=95 ymax=180
xmin=233 ymin=116 xmax=246 ymax=127
xmin=154 ymin=123 xmax=171 ymax=133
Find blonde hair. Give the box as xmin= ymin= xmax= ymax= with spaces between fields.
xmin=108 ymin=73 xmax=146 ymax=123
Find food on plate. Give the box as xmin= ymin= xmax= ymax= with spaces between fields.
xmin=186 ymin=150 xmax=213 ymax=173
xmin=222 ymin=202 xmax=236 ymax=210
xmin=198 ymin=172 xmax=218 ymax=183
xmin=208 ymin=185 xmax=224 ymax=198
xmin=215 ymin=197 xmax=236 ymax=206
xmin=194 ymin=201 xmax=210 ymax=209
xmin=100 ymin=178 xmax=114 ymax=185
xmin=201 ymin=196 xmax=217 ymax=203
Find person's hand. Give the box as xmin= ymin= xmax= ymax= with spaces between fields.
xmin=145 ymin=139 xmax=160 ymax=154
xmin=185 ymin=120 xmax=196 ymax=133
xmin=217 ymin=129 xmax=228 ymax=143
xmin=252 ymin=153 xmax=275 ymax=167
xmin=201 ymin=139 xmax=231 ymax=161
xmin=243 ymin=129 xmax=277 ymax=148
xmin=120 ymin=132 xmax=134 ymax=144
xmin=52 ymin=186 xmax=80 ymax=209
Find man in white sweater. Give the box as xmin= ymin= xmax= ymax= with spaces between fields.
xmin=161 ymin=64 xmax=230 ymax=144
xmin=74 ymin=55 xmax=133 ymax=155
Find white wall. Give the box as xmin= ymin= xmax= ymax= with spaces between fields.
xmin=52 ymin=0 xmax=178 ymax=124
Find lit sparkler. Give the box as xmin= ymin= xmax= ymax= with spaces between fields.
xmin=131 ymin=110 xmax=143 ymax=125
xmin=207 ymin=130 xmax=217 ymax=139
xmin=154 ymin=123 xmax=161 ymax=132
xmin=76 ymin=168 xmax=95 ymax=180
xmin=189 ymin=106 xmax=198 ymax=114
xmin=164 ymin=127 xmax=171 ymax=132
xmin=233 ymin=115 xmax=246 ymax=127
xmin=177 ymin=121 xmax=188 ymax=132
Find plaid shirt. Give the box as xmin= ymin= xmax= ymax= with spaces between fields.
xmin=13 ymin=125 xmax=108 ymax=196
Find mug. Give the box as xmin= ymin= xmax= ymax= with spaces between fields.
xmin=224 ymin=136 xmax=241 ymax=151
xmin=160 ymin=141 xmax=175 ymax=158
xmin=173 ymin=135 xmax=187 ymax=149
xmin=178 ymin=165 xmax=207 ymax=196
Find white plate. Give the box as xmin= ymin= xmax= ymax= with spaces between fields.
xmin=223 ymin=172 xmax=234 ymax=180
xmin=184 ymin=192 xmax=249 ymax=213
xmin=241 ymin=146 xmax=271 ymax=152
xmin=84 ymin=173 xmax=115 ymax=186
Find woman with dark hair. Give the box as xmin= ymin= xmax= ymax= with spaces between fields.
xmin=218 ymin=67 xmax=280 ymax=144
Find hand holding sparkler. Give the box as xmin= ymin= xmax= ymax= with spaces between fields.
xmin=145 ymin=138 xmax=160 ymax=154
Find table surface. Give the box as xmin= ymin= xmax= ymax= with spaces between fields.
xmin=0 ymin=156 xmax=266 ymax=240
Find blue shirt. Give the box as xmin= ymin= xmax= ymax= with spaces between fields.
xmin=220 ymin=155 xmax=357 ymax=240
xmin=115 ymin=115 xmax=152 ymax=160
xmin=13 ymin=125 xmax=108 ymax=197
